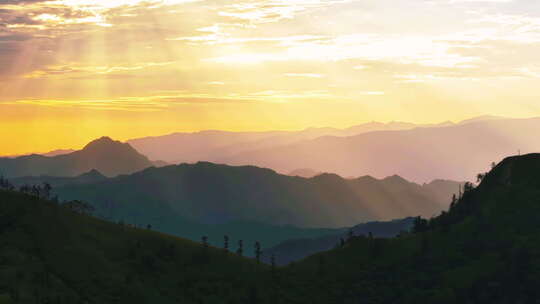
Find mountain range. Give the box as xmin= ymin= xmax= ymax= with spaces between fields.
xmin=127 ymin=120 xmax=459 ymax=164
xmin=53 ymin=162 xmax=461 ymax=229
xmin=0 ymin=137 xmax=153 ymax=178
xmin=2 ymin=152 xmax=540 ymax=303
xmin=222 ymin=117 xmax=540 ymax=182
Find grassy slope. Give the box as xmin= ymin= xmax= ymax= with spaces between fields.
xmin=0 ymin=190 xmax=270 ymax=304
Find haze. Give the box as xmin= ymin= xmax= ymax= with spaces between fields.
xmin=2 ymin=0 xmax=540 ymax=154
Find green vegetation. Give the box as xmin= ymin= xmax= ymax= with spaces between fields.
xmin=3 ymin=154 xmax=540 ymax=303
xmin=0 ymin=190 xmax=270 ymax=304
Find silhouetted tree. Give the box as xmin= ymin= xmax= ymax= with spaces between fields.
xmin=347 ymin=229 xmax=354 ymax=241
xmin=271 ymin=254 xmax=276 ymax=275
xmin=64 ymin=200 xmax=94 ymax=215
xmin=0 ymin=176 xmax=14 ymax=191
xmin=224 ymin=235 xmax=229 ymax=251
xmin=237 ymin=240 xmax=244 ymax=256
xmin=19 ymin=184 xmax=30 ymax=194
xmin=42 ymin=182 xmax=52 ymax=199
xmin=255 ymin=241 xmax=262 ymax=264
xmin=339 ymin=238 xmax=345 ymax=247
xmin=413 ymin=217 xmax=429 ymax=233
xmin=31 ymin=185 xmax=41 ymax=198
xmin=476 ymin=173 xmax=486 ymax=183
xmin=202 ymin=236 xmax=208 ymax=249
xmin=450 ymin=194 xmax=458 ymax=210
xmin=491 ymin=161 xmax=497 ymax=169
xmin=147 ymin=224 xmax=152 ymax=230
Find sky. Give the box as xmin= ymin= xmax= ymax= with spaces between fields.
xmin=1 ymin=0 xmax=540 ymax=154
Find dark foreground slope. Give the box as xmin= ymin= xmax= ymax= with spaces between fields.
xmin=0 ymin=190 xmax=269 ymax=304
xmin=277 ymin=153 xmax=540 ymax=303
xmin=263 ymin=217 xmax=414 ymax=266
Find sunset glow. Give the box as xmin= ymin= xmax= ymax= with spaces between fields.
xmin=1 ymin=0 xmax=540 ymax=154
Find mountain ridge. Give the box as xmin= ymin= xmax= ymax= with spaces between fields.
xmin=0 ymin=137 xmax=153 ymax=178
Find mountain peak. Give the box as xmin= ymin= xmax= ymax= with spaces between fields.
xmin=78 ymin=169 xmax=106 ymax=179
xmin=83 ymin=136 xmax=118 ymax=149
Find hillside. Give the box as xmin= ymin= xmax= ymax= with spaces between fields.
xmin=222 ymin=117 xmax=540 ymax=182
xmin=3 ymin=153 xmax=540 ymax=303
xmin=263 ymin=217 xmax=414 ymax=266
xmin=11 ymin=169 xmax=107 ymax=188
xmin=53 ymin=162 xmax=461 ymax=229
xmin=0 ymin=190 xmax=269 ymax=304
xmin=272 ymin=153 xmax=540 ymax=303
xmin=0 ymin=137 xmax=153 ymax=178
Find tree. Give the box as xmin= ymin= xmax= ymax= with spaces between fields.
xmin=476 ymin=173 xmax=486 ymax=183
xmin=64 ymin=200 xmax=95 ymax=215
xmin=224 ymin=235 xmax=229 ymax=251
xmin=255 ymin=241 xmax=262 ymax=264
xmin=413 ymin=217 xmax=429 ymax=233
xmin=347 ymin=229 xmax=354 ymax=241
xmin=147 ymin=224 xmax=152 ymax=230
xmin=202 ymin=236 xmax=208 ymax=249
xmin=271 ymin=254 xmax=276 ymax=275
xmin=450 ymin=194 xmax=458 ymax=210
xmin=42 ymin=182 xmax=52 ymax=200
xmin=237 ymin=240 xmax=244 ymax=256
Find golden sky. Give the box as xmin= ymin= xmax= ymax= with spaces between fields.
xmin=1 ymin=0 xmax=540 ymax=154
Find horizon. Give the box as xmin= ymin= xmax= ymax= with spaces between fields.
xmin=2 ymin=0 xmax=540 ymax=155
xmin=0 ymin=114 xmax=530 ymax=156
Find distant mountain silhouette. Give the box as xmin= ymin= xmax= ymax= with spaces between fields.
xmin=54 ymin=162 xmax=461 ymax=228
xmin=288 ymin=168 xmax=323 ymax=178
xmin=12 ymin=169 xmax=107 ymax=188
xmin=0 ymin=137 xmax=153 ymax=178
xmin=263 ymin=217 xmax=414 ymax=265
xmin=41 ymin=149 xmax=76 ymax=157
xmin=127 ymin=120 xmax=461 ymax=163
xmin=222 ymin=117 xmax=538 ymax=182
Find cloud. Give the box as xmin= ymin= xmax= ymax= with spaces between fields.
xmin=284 ymin=73 xmax=324 ymax=78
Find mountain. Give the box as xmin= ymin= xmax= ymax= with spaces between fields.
xmin=263 ymin=217 xmax=414 ymax=266
xmin=271 ymin=153 xmax=540 ymax=303
xmin=53 ymin=162 xmax=461 ymax=229
xmin=127 ymin=121 xmax=450 ymax=164
xmin=11 ymin=169 xmax=108 ymax=188
xmin=0 ymin=137 xmax=153 ymax=178
xmin=3 ymin=153 xmax=540 ymax=304
xmin=222 ymin=117 xmax=540 ymax=182
xmin=288 ymin=168 xmax=323 ymax=178
xmin=41 ymin=149 xmax=76 ymax=157
xmin=0 ymin=189 xmax=268 ymax=304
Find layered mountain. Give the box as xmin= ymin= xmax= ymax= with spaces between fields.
xmin=127 ymin=121 xmax=451 ymax=164
xmin=0 ymin=137 xmax=153 ymax=178
xmin=54 ymin=162 xmax=461 ymax=228
xmin=223 ymin=117 xmax=540 ymax=182
xmin=11 ymin=169 xmax=108 ymax=188
xmin=274 ymin=153 xmax=540 ymax=303
xmin=263 ymin=217 xmax=414 ymax=266
xmin=3 ymin=153 xmax=540 ymax=304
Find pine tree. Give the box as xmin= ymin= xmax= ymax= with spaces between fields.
xmin=224 ymin=235 xmax=229 ymax=251
xmin=237 ymin=240 xmax=244 ymax=256
xmin=255 ymin=241 xmax=262 ymax=264
xmin=202 ymin=236 xmax=208 ymax=249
